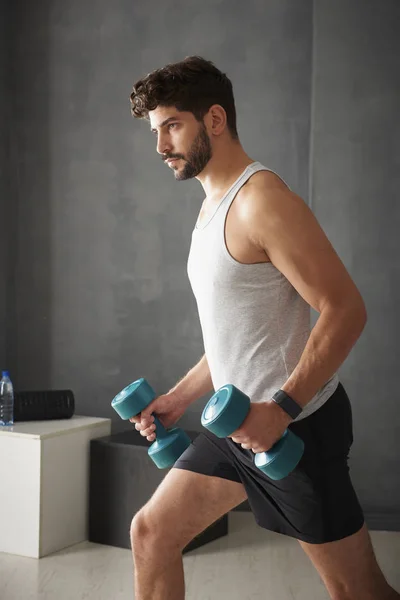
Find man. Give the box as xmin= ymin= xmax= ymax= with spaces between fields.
xmin=128 ymin=56 xmax=399 ymax=599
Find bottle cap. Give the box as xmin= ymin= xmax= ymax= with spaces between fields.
xmin=2 ymin=370 xmax=10 ymax=377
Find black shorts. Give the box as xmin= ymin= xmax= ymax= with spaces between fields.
xmin=174 ymin=382 xmax=365 ymax=544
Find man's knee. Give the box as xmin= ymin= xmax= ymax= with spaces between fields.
xmin=130 ymin=509 xmax=149 ymax=550
xmin=130 ymin=507 xmax=183 ymax=557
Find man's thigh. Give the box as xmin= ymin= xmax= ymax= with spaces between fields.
xmin=134 ymin=467 xmax=247 ymax=550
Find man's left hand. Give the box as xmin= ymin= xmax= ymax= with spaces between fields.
xmin=229 ymin=400 xmax=293 ymax=453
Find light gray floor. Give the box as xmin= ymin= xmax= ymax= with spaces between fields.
xmin=1 ymin=513 xmax=399 ymax=599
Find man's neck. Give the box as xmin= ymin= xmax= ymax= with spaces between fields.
xmin=196 ymin=146 xmax=255 ymax=200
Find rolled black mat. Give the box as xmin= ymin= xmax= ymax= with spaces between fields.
xmin=13 ymin=389 xmax=75 ymax=421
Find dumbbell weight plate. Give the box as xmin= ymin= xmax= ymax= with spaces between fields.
xmin=149 ymin=427 xmax=192 ymax=469
xmin=111 ymin=378 xmax=155 ymax=420
xmin=254 ymin=429 xmax=305 ymax=480
xmin=201 ymin=385 xmax=251 ymax=438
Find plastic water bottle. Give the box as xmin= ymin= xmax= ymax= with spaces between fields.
xmin=0 ymin=370 xmax=14 ymax=426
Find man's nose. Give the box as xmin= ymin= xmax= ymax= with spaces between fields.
xmin=156 ymin=133 xmax=172 ymax=156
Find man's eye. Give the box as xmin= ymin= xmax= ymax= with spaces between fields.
xmin=152 ymin=123 xmax=177 ymax=135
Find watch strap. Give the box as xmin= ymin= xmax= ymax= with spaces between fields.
xmin=272 ymin=389 xmax=303 ymax=420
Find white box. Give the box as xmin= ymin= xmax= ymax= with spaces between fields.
xmin=0 ymin=415 xmax=111 ymax=558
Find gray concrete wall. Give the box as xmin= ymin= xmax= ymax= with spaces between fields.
xmin=0 ymin=1 xmax=10 ymax=370
xmin=311 ymin=0 xmax=400 ymax=528
xmin=8 ymin=2 xmax=52 ymax=386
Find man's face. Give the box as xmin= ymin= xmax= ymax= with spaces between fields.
xmin=149 ymin=107 xmax=213 ymax=180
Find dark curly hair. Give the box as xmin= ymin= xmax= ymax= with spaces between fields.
xmin=130 ymin=56 xmax=239 ymax=140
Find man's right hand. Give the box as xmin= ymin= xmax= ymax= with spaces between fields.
xmin=129 ymin=390 xmax=188 ymax=442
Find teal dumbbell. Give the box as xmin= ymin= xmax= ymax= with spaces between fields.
xmin=201 ymin=384 xmax=304 ymax=480
xmin=111 ymin=378 xmax=191 ymax=469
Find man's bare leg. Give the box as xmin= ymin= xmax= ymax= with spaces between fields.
xmin=130 ymin=468 xmax=247 ymax=600
xmin=299 ymin=522 xmax=400 ymax=600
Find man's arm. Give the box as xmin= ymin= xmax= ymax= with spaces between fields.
xmin=169 ymin=353 xmax=214 ymax=405
xmin=241 ymin=181 xmax=367 ymax=408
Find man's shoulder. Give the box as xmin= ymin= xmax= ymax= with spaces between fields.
xmin=246 ymin=169 xmax=290 ymax=194
xmin=236 ymin=169 xmax=294 ymax=221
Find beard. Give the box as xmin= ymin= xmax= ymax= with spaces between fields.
xmin=168 ymin=122 xmax=213 ymax=181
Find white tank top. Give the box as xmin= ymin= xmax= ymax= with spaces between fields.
xmin=187 ymin=161 xmax=339 ymax=420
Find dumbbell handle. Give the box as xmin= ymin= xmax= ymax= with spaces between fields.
xmin=152 ymin=414 xmax=168 ymax=439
